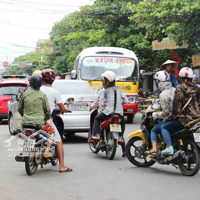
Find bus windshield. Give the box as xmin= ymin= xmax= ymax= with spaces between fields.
xmin=81 ymin=56 xmax=138 ymax=81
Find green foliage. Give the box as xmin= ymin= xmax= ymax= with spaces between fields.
xmin=49 ymin=0 xmax=169 ymax=71
xmin=132 ymin=0 xmax=200 ymax=46
xmin=9 ymin=0 xmax=200 ymax=75
xmin=4 ymin=49 xmax=51 ymax=75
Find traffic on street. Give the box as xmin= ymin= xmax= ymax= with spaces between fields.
xmin=1 ymin=114 xmax=200 ymax=200
xmin=1 ymin=0 xmax=200 ymax=200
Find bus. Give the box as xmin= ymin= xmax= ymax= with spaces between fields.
xmin=70 ymin=47 xmax=139 ymax=123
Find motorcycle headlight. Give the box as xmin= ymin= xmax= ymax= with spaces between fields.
xmin=128 ymin=96 xmax=136 ymax=104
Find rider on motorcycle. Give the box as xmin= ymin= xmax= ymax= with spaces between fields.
xmin=32 ymin=70 xmax=42 ymax=76
xmin=146 ymin=71 xmax=176 ymax=155
xmin=164 ymin=67 xmax=200 ymax=138
xmin=93 ymin=71 xmax=128 ymax=144
xmin=40 ymin=69 xmax=72 ymax=173
xmin=89 ymin=86 xmax=127 ymax=157
xmin=18 ymin=75 xmax=52 ymax=156
xmin=161 ymin=60 xmax=179 ymax=88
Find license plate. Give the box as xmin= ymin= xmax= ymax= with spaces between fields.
xmin=110 ymin=124 xmax=121 ymax=132
xmin=193 ymin=133 xmax=200 ymax=142
xmin=69 ymin=105 xmax=88 ymax=111
xmin=24 ymin=139 xmax=35 ymax=150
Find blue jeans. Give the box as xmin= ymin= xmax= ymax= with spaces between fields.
xmin=151 ymin=120 xmax=163 ymax=143
xmin=161 ymin=119 xmax=183 ymax=147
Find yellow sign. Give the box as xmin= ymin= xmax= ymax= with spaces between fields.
xmin=89 ymin=80 xmax=139 ymax=95
xmin=152 ymin=38 xmax=189 ymax=50
xmin=192 ymin=54 xmax=200 ymax=67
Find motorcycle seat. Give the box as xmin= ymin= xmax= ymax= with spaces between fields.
xmin=172 ymin=119 xmax=200 ymax=139
xmin=22 ymin=123 xmax=40 ymax=131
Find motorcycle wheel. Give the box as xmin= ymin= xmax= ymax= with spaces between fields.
xmin=126 ymin=137 xmax=155 ymax=167
xmin=88 ymin=131 xmax=99 ymax=153
xmin=105 ymin=131 xmax=117 ymax=160
xmin=24 ymin=152 xmax=38 ymax=176
xmin=178 ymin=139 xmax=200 ymax=176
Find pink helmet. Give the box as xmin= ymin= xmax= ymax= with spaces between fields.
xmin=55 ymin=76 xmax=61 ymax=80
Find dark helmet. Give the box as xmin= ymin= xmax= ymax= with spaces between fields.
xmin=42 ymin=69 xmax=56 ymax=84
xmin=30 ymin=74 xmax=42 ymax=90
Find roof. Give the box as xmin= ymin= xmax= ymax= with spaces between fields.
xmin=77 ymin=47 xmax=138 ymax=63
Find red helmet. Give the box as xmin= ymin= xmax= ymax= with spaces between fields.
xmin=42 ymin=69 xmax=56 ymax=84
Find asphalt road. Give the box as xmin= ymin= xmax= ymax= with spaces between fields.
xmin=0 ymin=114 xmax=200 ymax=200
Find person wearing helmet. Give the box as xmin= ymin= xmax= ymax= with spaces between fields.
xmin=18 ymin=74 xmax=51 ymax=133
xmin=146 ymin=71 xmax=176 ymax=155
xmin=161 ymin=60 xmax=179 ymax=88
xmin=89 ymin=87 xmax=127 ymax=157
xmin=40 ymin=69 xmax=72 ymax=172
xmin=55 ymin=76 xmax=61 ymax=80
xmin=93 ymin=70 xmax=128 ymax=144
xmin=161 ymin=67 xmax=200 ymax=155
xmin=32 ymin=70 xmax=42 ymax=76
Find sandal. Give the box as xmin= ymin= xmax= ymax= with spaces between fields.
xmin=59 ymin=168 xmax=73 ymax=173
xmin=122 ymin=152 xmax=127 ymax=157
xmin=43 ymin=153 xmax=53 ymax=158
xmin=90 ymin=136 xmax=100 ymax=142
xmin=118 ymin=139 xmax=124 ymax=145
xmin=145 ymin=150 xmax=157 ymax=156
xmin=187 ymin=164 xmax=195 ymax=170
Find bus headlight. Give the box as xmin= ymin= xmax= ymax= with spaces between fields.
xmin=128 ymin=96 xmax=136 ymax=104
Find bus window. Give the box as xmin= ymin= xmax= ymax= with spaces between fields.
xmin=81 ymin=56 xmax=137 ymax=81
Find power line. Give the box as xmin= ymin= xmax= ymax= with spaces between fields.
xmin=0 ymin=7 xmax=69 ymax=15
xmin=0 ymin=40 xmax=35 ymax=49
xmin=8 ymin=0 xmax=85 ymax=8
xmin=0 ymin=0 xmax=83 ymax=14
xmin=0 ymin=20 xmax=48 ymax=30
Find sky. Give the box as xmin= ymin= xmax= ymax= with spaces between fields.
xmin=0 ymin=0 xmax=93 ymax=65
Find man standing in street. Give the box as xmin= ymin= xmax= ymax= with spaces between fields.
xmin=41 ymin=69 xmax=73 ymax=173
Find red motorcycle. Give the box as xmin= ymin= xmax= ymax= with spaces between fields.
xmin=88 ymin=109 xmax=123 ymax=160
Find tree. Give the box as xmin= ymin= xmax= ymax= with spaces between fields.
xmin=49 ymin=0 xmax=171 ymax=71
xmin=131 ymin=0 xmax=200 ymax=46
xmin=5 ymin=41 xmax=53 ymax=75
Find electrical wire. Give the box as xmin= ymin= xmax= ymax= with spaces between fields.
xmin=0 ymin=20 xmax=48 ymax=30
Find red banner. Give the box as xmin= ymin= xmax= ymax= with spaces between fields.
xmin=170 ymin=49 xmax=181 ymax=77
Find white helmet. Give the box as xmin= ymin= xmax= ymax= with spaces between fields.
xmin=154 ymin=71 xmax=170 ymax=82
xmin=102 ymin=71 xmax=116 ymax=82
xmin=179 ymin=67 xmax=193 ymax=78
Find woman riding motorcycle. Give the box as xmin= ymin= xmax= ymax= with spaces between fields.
xmin=163 ymin=67 xmax=200 ymax=153
xmin=93 ymin=71 xmax=128 ymax=144
xmin=146 ymin=71 xmax=176 ymax=155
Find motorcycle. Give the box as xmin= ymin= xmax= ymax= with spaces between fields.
xmin=88 ymin=109 xmax=123 ymax=160
xmin=15 ymin=123 xmax=58 ymax=176
xmin=126 ymin=102 xmax=200 ymax=176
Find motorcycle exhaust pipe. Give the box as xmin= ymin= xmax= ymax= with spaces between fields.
xmin=15 ymin=155 xmax=25 ymax=162
xmin=163 ymin=150 xmax=185 ymax=163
